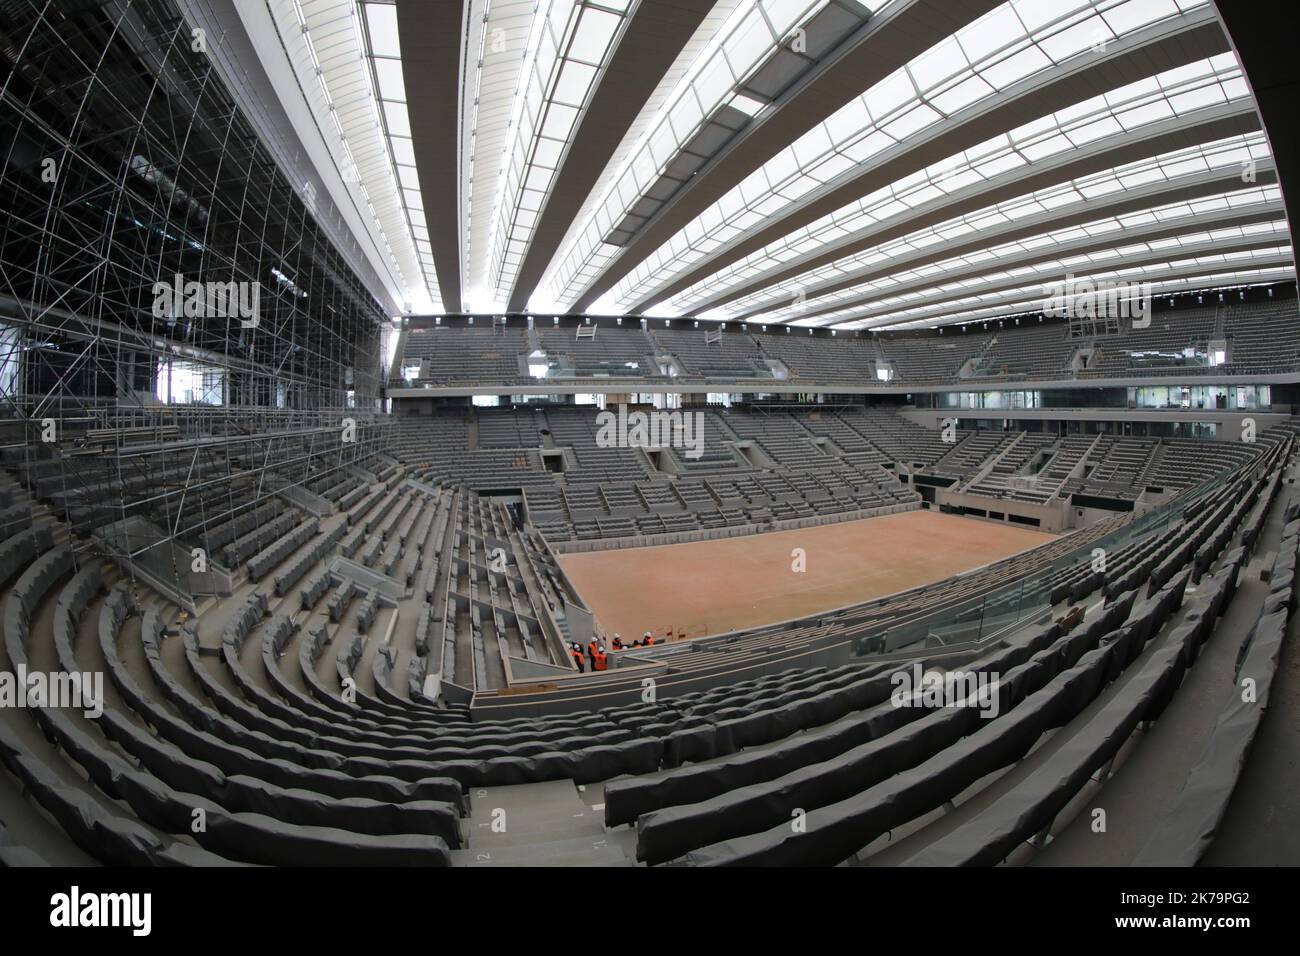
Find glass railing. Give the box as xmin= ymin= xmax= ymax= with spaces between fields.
xmin=850 ymin=463 xmax=1235 ymax=658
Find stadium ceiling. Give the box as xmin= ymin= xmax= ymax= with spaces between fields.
xmin=237 ymin=0 xmax=1297 ymax=329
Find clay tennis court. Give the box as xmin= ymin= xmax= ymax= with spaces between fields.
xmin=557 ymin=510 xmax=1055 ymax=641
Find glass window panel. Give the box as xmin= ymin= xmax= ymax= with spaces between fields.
xmin=909 ymin=36 xmax=968 ymax=92
xmin=958 ymin=5 xmax=1025 ymax=63
xmin=981 ymin=45 xmax=1052 ymax=89
xmin=929 ymin=74 xmax=994 ymax=114
xmin=723 ymin=9 xmax=774 ymax=76
xmin=383 ymin=101 xmax=411 ymax=137
xmin=533 ymin=137 xmax=564 ymax=169
xmin=374 ymin=58 xmax=406 ymax=102
xmin=1039 ymin=18 xmax=1111 ymax=63
xmin=693 ymin=52 xmax=735 ymax=109
xmin=364 ymin=3 xmax=401 ymax=57
xmin=390 ymin=137 xmax=415 ymax=166
xmin=552 ymin=59 xmax=598 ymax=106
xmin=569 ymin=7 xmax=622 ymax=63
xmin=540 ymin=102 xmax=579 ymax=140
xmin=862 ymin=69 xmax=914 ymax=120
xmin=762 ymin=0 xmax=816 ymax=37
xmin=883 ymin=102 xmax=940 ymax=139
xmin=1103 ymin=0 xmax=1180 ymax=34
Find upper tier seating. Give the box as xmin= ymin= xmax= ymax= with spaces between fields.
xmin=389 ymin=293 xmax=1300 ymax=390
xmin=403 ymin=326 xmax=528 ymax=385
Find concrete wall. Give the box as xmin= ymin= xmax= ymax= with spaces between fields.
xmin=937 ymin=488 xmax=1070 ymax=532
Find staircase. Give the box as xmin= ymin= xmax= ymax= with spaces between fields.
xmin=959 ymin=432 xmax=1024 ymax=493
xmin=1047 ymin=432 xmax=1106 ymax=501
xmin=1135 ymin=440 xmax=1168 ymax=489
xmin=960 ymin=335 xmax=1000 ymax=378
xmin=450 ymin=781 xmax=633 ymax=866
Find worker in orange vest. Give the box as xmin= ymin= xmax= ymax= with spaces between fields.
xmin=570 ymin=643 xmax=585 ymax=673
xmin=592 ymin=643 xmax=608 ymax=671
xmin=611 ymin=634 xmax=623 ymax=651
xmin=642 ymin=630 xmax=655 ymax=647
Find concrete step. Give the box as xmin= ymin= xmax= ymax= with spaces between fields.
xmin=451 ymin=833 xmax=633 ymax=867
xmin=462 ymin=780 xmax=607 ymax=849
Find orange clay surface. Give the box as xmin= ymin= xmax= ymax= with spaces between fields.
xmin=557 ymin=510 xmax=1055 ymax=641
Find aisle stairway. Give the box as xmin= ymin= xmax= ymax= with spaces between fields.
xmin=451 ymin=780 xmax=633 ymax=866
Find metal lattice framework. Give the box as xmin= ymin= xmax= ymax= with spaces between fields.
xmin=0 ymin=0 xmax=394 ymax=590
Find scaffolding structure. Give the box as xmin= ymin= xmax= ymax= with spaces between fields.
xmin=0 ymin=0 xmax=394 ymax=592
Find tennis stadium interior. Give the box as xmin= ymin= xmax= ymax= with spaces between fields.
xmin=0 ymin=0 xmax=1297 ymax=868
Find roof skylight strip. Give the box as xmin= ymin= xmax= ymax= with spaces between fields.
xmin=793 ymin=244 xmax=1294 ymax=329
xmin=482 ymin=1 xmax=635 ymax=309
xmin=597 ymin=0 xmax=1214 ymax=313
xmin=669 ymin=70 xmax=1257 ymax=315
xmin=826 ymin=259 xmax=1297 ymax=331
xmin=736 ymin=186 xmax=1284 ymax=325
xmin=794 ymin=231 xmax=1292 ymax=328
xmin=538 ymin=0 xmax=893 ymax=306
xmin=707 ymin=126 xmax=1269 ymax=320
xmin=358 ymin=0 xmax=441 ymax=311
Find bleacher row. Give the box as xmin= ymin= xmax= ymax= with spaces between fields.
xmin=393 ymin=295 xmax=1300 ymax=388
xmin=1046 ymin=462 xmax=1271 ymax=606
xmin=391 ymin=406 xmax=1274 ymax=544
xmin=0 ymin=423 xmax=1287 ymax=865
xmin=1132 ymin=491 xmax=1298 ymax=864
xmin=598 ymin=439 xmax=1288 ymax=865
xmin=2 ymin=405 xmax=1272 ymax=744
xmin=396 ymin=406 xmax=932 ymax=544
xmin=1 ymin=422 xmax=381 ymax=563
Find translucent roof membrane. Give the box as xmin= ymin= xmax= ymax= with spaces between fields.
xmin=483 ymin=0 xmax=633 ymax=308
xmin=740 ymin=184 xmax=1284 ymax=326
xmin=537 ymin=0 xmax=895 ymax=309
xmin=806 ymin=256 xmax=1295 ymax=331
xmin=888 ymin=268 xmax=1299 ymax=330
xmin=801 ymin=227 xmax=1290 ymax=328
xmin=359 ymin=0 xmax=440 ymax=310
xmin=673 ymin=54 xmax=1251 ymax=317
xmin=268 ymin=0 xmax=433 ymax=310
xmin=706 ymin=128 xmax=1271 ymax=322
xmin=794 ymin=239 xmax=1292 ymax=329
xmin=590 ymin=0 xmax=1213 ymax=313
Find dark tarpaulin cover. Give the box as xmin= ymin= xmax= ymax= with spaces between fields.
xmin=643 ymin=617 xmax=1117 ymax=865
xmin=35 ymin=704 xmax=451 ymax=867
xmin=684 ymin=644 xmax=1118 ymax=867
xmin=112 ymin=633 xmax=466 ymax=806
xmin=898 ymin=554 xmax=1243 ymax=866
xmin=605 ymin=627 xmax=1062 ymax=828
xmin=1132 ymin=607 xmax=1290 ymax=866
